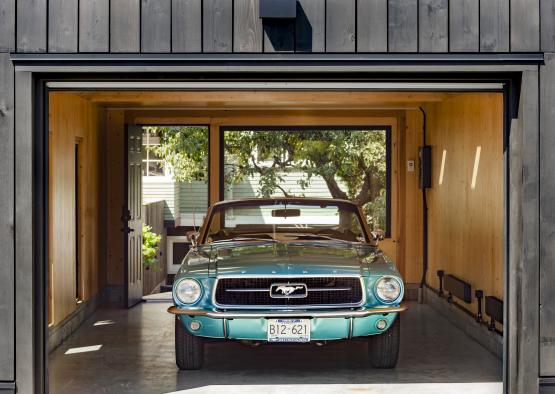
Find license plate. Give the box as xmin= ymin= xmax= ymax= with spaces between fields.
xmin=267 ymin=319 xmax=311 ymax=343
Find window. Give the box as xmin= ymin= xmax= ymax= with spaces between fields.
xmin=142 ymin=129 xmax=168 ymax=177
xmin=223 ymin=127 xmax=391 ymax=236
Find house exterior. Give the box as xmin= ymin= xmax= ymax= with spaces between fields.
xmin=1 ymin=0 xmax=555 ymax=393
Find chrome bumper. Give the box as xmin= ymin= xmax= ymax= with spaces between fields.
xmin=167 ymin=303 xmax=407 ymax=319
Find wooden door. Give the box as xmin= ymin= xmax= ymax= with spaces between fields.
xmin=124 ymin=125 xmax=143 ymax=308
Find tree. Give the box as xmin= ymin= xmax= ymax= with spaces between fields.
xmin=149 ymin=126 xmax=387 ymax=230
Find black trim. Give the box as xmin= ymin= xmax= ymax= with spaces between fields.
xmin=32 ymin=71 xmax=522 ymax=394
xmin=34 ymin=74 xmax=49 ymax=394
xmin=10 ymin=52 xmax=545 ymax=65
xmin=0 ymin=381 xmax=16 ymax=391
xmin=220 ymin=125 xmax=393 ymax=238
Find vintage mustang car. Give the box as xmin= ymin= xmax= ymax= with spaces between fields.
xmin=168 ymin=198 xmax=406 ymax=370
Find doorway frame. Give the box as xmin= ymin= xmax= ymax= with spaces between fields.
xmin=13 ymin=64 xmax=538 ymax=394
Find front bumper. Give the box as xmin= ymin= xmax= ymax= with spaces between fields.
xmin=167 ymin=304 xmax=407 ymax=318
xmin=168 ymin=304 xmax=407 ymax=340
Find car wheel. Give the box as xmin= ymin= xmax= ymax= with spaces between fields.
xmin=175 ymin=316 xmax=204 ymax=370
xmin=367 ymin=315 xmax=400 ymax=368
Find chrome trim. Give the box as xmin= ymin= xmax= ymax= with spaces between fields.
xmin=223 ymin=318 xmax=228 ymax=338
xmin=212 ymin=276 xmax=366 ymax=310
xmin=225 ymin=287 xmax=352 ymax=292
xmin=168 ymin=303 xmax=408 ymax=319
xmin=270 ymin=283 xmax=308 ymax=298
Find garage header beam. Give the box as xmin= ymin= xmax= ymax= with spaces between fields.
xmin=46 ymin=81 xmax=505 ymax=91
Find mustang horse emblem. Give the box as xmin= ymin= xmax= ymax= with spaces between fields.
xmin=275 ymin=285 xmax=304 ymax=296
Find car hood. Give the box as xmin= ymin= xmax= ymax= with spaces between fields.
xmin=179 ymin=241 xmax=398 ymax=278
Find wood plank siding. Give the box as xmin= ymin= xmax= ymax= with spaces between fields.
xmin=1 ymin=0 xmax=549 ymax=54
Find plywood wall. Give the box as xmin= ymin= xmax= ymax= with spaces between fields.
xmin=400 ymin=110 xmax=424 ymax=285
xmin=105 ymin=110 xmax=125 ymax=288
xmin=48 ymin=92 xmax=105 ymax=326
xmin=423 ymin=93 xmax=504 ymax=315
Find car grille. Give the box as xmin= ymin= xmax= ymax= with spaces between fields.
xmin=214 ymin=277 xmax=363 ymax=307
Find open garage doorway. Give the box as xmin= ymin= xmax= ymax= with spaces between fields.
xmin=45 ymin=87 xmax=505 ymax=393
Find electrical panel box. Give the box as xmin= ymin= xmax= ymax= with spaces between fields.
xmin=419 ymin=145 xmax=432 ymax=189
xmin=260 ymin=0 xmax=297 ymax=19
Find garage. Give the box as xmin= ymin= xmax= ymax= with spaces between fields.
xmin=41 ymin=85 xmax=505 ymax=392
xmin=3 ymin=0 xmax=554 ymax=392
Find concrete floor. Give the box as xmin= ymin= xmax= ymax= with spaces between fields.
xmin=49 ymin=302 xmax=502 ymax=394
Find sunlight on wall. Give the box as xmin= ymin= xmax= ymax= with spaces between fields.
xmin=439 ymin=149 xmax=447 ymax=186
xmin=471 ymin=146 xmax=482 ymax=190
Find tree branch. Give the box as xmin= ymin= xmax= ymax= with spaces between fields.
xmin=321 ymin=174 xmax=349 ymax=200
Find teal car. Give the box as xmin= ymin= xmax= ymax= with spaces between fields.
xmin=168 ymin=198 xmax=406 ymax=370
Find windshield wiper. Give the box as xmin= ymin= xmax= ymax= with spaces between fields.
xmin=211 ymin=237 xmax=279 ymax=244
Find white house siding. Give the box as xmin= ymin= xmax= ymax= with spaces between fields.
xmin=143 ymin=172 xmax=347 ymax=224
xmin=142 ymin=178 xmax=176 ymax=220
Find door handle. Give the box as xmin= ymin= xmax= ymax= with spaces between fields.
xmin=120 ymin=227 xmax=135 ymax=234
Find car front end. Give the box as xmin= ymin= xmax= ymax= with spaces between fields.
xmin=168 ymin=198 xmax=407 ymax=369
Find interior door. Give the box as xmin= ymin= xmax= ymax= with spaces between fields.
xmin=123 ymin=125 xmax=143 ymax=308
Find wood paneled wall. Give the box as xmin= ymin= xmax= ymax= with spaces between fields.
xmin=48 ymin=92 xmax=105 ymax=326
xmin=106 ymin=110 xmax=125 ymax=288
xmin=2 ymin=0 xmax=553 ymax=53
xmin=423 ymin=93 xmax=504 ymax=316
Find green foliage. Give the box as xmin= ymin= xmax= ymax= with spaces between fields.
xmin=150 ymin=126 xmax=388 ymax=231
xmin=142 ymin=224 xmax=161 ymax=270
xmin=147 ymin=126 xmax=209 ymax=183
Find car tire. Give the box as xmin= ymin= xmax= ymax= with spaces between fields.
xmin=175 ymin=316 xmax=204 ymax=370
xmin=367 ymin=315 xmax=400 ymax=368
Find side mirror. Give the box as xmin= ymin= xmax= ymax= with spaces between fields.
xmin=371 ymin=230 xmax=385 ymax=242
xmin=187 ymin=231 xmax=199 ymax=249
xmin=190 ymin=233 xmax=199 ymax=249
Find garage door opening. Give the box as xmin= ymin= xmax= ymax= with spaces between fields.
xmin=45 ymin=88 xmax=505 ymax=393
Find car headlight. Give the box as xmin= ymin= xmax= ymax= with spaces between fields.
xmin=375 ymin=277 xmax=401 ymax=303
xmin=175 ymin=279 xmax=202 ymax=304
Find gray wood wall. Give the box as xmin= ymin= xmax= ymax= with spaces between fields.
xmin=2 ymin=0 xmax=555 ymax=389
xmin=0 ymin=0 xmax=552 ymax=54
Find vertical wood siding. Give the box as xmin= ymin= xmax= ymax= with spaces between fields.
xmin=480 ymin=0 xmax=509 ymax=52
xmin=203 ymin=0 xmax=233 ymax=52
xmin=0 ymin=0 xmax=15 ymax=52
xmin=48 ymin=0 xmax=78 ymax=52
xmin=325 ymin=0 xmax=356 ymax=52
xmin=79 ymin=0 xmax=110 ymax=52
xmin=7 ymin=0 xmax=548 ymax=54
xmin=17 ymin=0 xmax=47 ymax=52
xmin=0 ymin=53 xmax=14 ymax=382
xmin=172 ymin=0 xmax=202 ymax=53
xmin=110 ymin=0 xmax=141 ymax=52
xmin=541 ymin=0 xmax=555 ymax=52
xmin=511 ymin=0 xmax=540 ymax=51
xmin=141 ymin=0 xmax=172 ymax=52
xmin=388 ymin=0 xmax=418 ymax=52
xmin=419 ymin=0 xmax=448 ymax=52
xmin=234 ymin=0 xmax=263 ymax=53
xmin=357 ymin=0 xmax=387 ymax=53
xmin=540 ymin=53 xmax=555 ymax=376
xmin=296 ymin=0 xmax=325 ymax=52
xmin=449 ymin=0 xmax=479 ymax=52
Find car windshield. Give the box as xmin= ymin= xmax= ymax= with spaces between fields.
xmin=204 ymin=201 xmax=367 ymax=244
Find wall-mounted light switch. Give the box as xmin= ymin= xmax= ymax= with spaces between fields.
xmin=407 ymin=160 xmax=415 ymax=172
